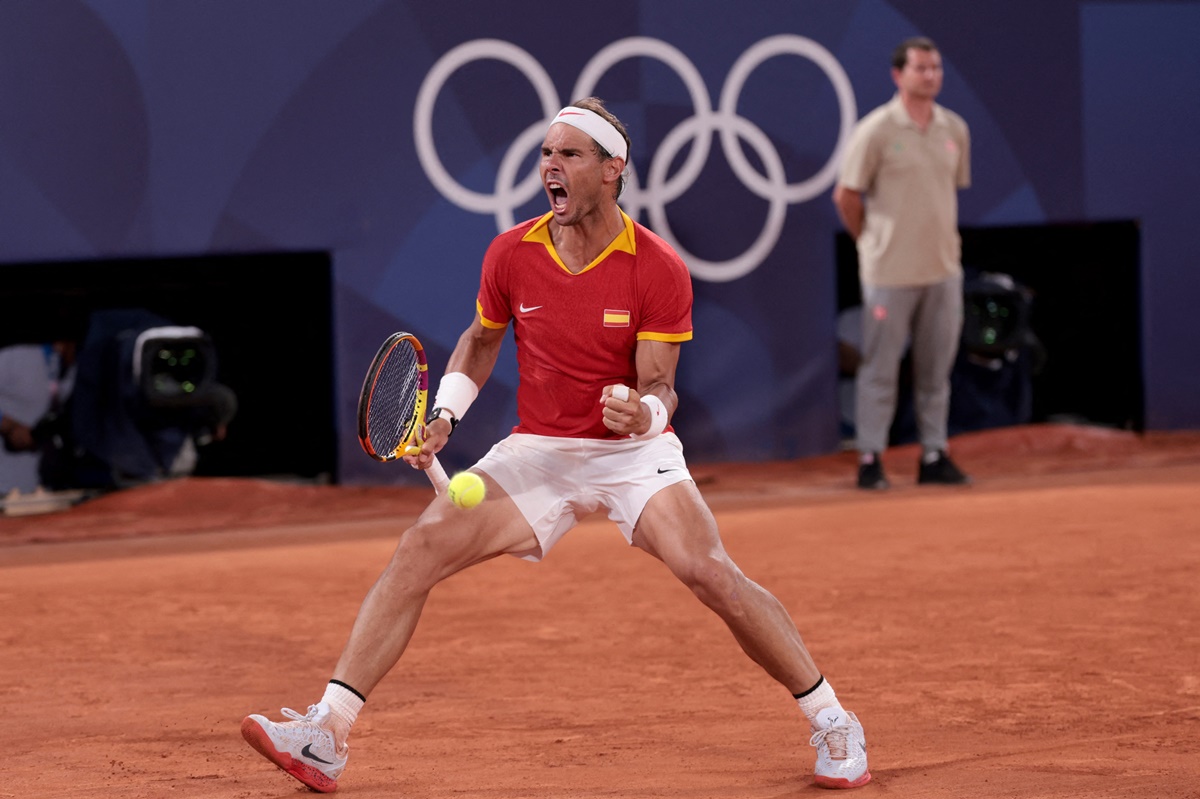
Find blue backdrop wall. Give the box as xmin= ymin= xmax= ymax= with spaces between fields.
xmin=1 ymin=0 xmax=1197 ymax=484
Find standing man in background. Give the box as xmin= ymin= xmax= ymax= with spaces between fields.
xmin=833 ymin=36 xmax=972 ymax=490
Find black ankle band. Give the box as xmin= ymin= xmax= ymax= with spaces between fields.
xmin=329 ymin=679 xmax=366 ymax=703
xmin=792 ymin=675 xmax=825 ymax=700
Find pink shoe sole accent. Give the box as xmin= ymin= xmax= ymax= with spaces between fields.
xmin=241 ymin=716 xmax=339 ymax=793
xmin=815 ymin=770 xmax=872 ymax=789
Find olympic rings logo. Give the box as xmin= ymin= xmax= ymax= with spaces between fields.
xmin=414 ymin=35 xmax=856 ymax=282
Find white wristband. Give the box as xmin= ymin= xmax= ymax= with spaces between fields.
xmin=433 ymin=372 xmax=479 ymax=420
xmin=631 ymin=394 xmax=668 ymax=440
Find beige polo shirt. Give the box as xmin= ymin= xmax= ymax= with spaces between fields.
xmin=838 ymin=94 xmax=970 ymax=287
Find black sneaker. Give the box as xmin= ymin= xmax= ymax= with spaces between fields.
xmin=917 ymin=451 xmax=971 ymax=485
xmin=857 ymin=456 xmax=890 ymax=490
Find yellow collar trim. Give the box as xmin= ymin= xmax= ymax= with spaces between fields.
xmin=522 ymin=210 xmax=637 ymax=274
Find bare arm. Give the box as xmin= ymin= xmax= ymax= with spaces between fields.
xmin=444 ymin=314 xmax=506 ymax=388
xmin=601 ymin=339 xmax=680 ymax=437
xmin=413 ymin=314 xmax=506 ymax=465
xmin=832 ymin=184 xmax=865 ymax=240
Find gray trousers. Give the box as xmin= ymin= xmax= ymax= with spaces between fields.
xmin=855 ymin=276 xmax=963 ymax=454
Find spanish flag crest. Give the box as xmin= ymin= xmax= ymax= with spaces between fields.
xmin=603 ymin=309 xmax=631 ymax=327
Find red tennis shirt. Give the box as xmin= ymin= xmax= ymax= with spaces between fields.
xmin=476 ymin=210 xmax=693 ymax=439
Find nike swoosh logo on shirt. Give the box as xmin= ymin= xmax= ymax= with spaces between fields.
xmin=519 ymin=303 xmax=543 ymax=313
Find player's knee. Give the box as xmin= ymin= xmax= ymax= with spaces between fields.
xmin=384 ymin=523 xmax=453 ymax=590
xmin=679 ymin=554 xmax=745 ymax=615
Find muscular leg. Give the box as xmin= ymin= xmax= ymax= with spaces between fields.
xmin=326 ymin=472 xmax=537 ymax=744
xmin=631 ymin=480 xmax=821 ymax=693
xmin=631 ymin=482 xmax=870 ymax=788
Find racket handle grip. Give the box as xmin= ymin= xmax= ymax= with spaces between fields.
xmin=427 ymin=456 xmax=450 ymax=494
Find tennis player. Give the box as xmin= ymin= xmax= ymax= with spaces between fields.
xmin=241 ymin=97 xmax=870 ymax=792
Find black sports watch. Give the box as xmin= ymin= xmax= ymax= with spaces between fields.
xmin=427 ymin=406 xmax=459 ymax=436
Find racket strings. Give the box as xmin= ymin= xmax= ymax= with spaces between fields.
xmin=367 ymin=343 xmax=423 ymax=456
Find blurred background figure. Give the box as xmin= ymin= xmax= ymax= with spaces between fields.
xmin=0 ymin=340 xmax=76 ymax=495
xmin=35 ymin=308 xmax=237 ymax=493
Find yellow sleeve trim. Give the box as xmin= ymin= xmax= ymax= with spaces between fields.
xmin=637 ymin=330 xmax=693 ymax=343
xmin=476 ymin=299 xmax=508 ymax=330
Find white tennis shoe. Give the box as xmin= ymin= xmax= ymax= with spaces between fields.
xmin=241 ymin=701 xmax=348 ymax=793
xmin=809 ymin=706 xmax=871 ymax=788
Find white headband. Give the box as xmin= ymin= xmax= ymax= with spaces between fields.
xmin=549 ymin=106 xmax=627 ymax=162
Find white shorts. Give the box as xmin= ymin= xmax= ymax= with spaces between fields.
xmin=474 ymin=433 xmax=693 ymax=561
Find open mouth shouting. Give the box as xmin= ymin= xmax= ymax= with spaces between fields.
xmin=547 ymin=179 xmax=568 ymax=214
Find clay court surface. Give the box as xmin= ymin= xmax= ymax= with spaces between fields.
xmin=3 ymin=424 xmax=1199 ymax=799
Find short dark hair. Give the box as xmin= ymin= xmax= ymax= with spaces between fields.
xmin=571 ymin=96 xmax=630 ymax=198
xmin=891 ymin=36 xmax=938 ymax=70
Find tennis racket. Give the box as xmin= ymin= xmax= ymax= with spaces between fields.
xmin=357 ymin=331 xmax=450 ymax=493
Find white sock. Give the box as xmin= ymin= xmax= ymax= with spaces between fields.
xmin=795 ymin=678 xmax=845 ymax=726
xmin=322 ymin=681 xmax=365 ymax=730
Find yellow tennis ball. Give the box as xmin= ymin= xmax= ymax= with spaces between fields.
xmin=447 ymin=471 xmax=486 ymax=509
